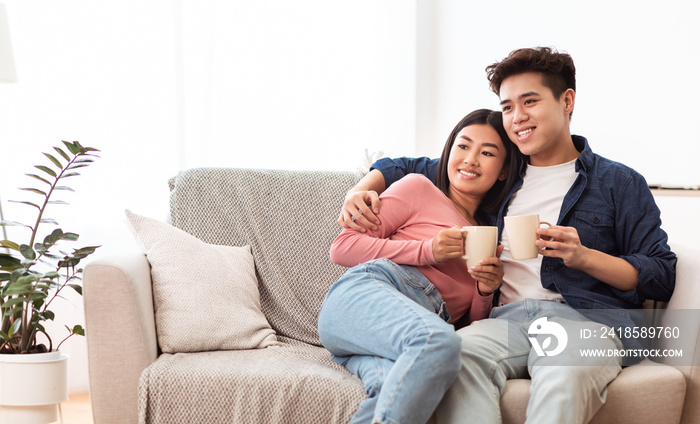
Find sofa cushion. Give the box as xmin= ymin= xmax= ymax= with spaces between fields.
xmin=138 ymin=339 xmax=365 ymax=424
xmin=126 ymin=210 xmax=278 ymax=353
xmin=167 ymin=168 xmax=362 ymax=346
xmin=499 ymin=360 xmax=686 ymax=424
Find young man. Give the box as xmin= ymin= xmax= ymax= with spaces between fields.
xmin=338 ymin=47 xmax=676 ymax=423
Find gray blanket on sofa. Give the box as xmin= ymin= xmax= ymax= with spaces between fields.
xmin=138 ymin=168 xmax=366 ymax=423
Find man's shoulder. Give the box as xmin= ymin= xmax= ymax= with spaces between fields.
xmin=582 ymin=153 xmax=655 ymax=205
xmin=590 ymin=153 xmax=645 ymax=182
xmin=577 ymin=135 xmax=644 ymax=181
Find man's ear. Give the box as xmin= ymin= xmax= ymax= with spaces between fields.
xmin=563 ymin=88 xmax=575 ymax=116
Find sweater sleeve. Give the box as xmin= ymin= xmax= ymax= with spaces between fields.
xmin=466 ymin=289 xmax=494 ymax=324
xmin=329 ymin=175 xmax=437 ymax=267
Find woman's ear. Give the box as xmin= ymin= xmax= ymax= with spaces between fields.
xmin=498 ymin=164 xmax=509 ymax=181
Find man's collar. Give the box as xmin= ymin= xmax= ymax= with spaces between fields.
xmin=518 ymin=135 xmax=591 ymax=175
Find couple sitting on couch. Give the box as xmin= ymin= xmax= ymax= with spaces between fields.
xmin=317 ymin=47 xmax=677 ymax=424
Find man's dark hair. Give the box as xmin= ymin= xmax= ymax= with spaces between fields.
xmin=486 ymin=47 xmax=576 ymax=104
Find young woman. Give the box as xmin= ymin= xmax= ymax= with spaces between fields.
xmin=317 ymin=109 xmax=521 ymax=424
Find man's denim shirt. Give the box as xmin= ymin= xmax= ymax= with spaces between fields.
xmin=371 ymin=136 xmax=677 ymax=347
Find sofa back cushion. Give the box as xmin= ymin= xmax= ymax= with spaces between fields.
xmin=125 ymin=210 xmax=278 ymax=353
xmin=168 ymin=168 xmax=361 ymax=345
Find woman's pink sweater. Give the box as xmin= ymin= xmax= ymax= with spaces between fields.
xmin=330 ymin=174 xmax=492 ymax=324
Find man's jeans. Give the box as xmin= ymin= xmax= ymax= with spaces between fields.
xmin=318 ymin=259 xmax=461 ymax=424
xmin=436 ymin=299 xmax=624 ymax=424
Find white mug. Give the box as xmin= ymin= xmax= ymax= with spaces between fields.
xmin=504 ymin=215 xmax=552 ymax=260
xmin=461 ymin=226 xmax=498 ymax=269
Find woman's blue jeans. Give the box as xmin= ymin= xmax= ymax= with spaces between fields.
xmin=318 ymin=259 xmax=462 ymax=424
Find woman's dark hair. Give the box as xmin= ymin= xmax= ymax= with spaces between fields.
xmin=434 ymin=109 xmax=521 ymax=224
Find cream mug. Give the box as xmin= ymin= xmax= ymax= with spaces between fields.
xmin=504 ymin=215 xmax=552 ymax=260
xmin=461 ymin=226 xmax=498 ymax=269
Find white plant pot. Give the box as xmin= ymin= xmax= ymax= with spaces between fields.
xmin=0 ymin=351 xmax=69 ymax=424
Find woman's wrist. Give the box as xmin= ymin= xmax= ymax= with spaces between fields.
xmin=476 ymin=281 xmax=494 ymax=297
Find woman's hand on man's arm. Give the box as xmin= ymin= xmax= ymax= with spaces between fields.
xmin=337 ymin=169 xmax=386 ymax=232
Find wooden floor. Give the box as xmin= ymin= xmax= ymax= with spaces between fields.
xmin=53 ymin=392 xmax=93 ymax=424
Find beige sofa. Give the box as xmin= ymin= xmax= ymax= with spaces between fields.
xmin=83 ymin=167 xmax=698 ymax=424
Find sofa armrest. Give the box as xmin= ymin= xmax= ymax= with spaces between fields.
xmin=84 ymin=253 xmax=158 ymax=424
xmin=663 ymin=243 xmax=700 ymax=424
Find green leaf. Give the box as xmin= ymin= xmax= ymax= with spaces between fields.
xmin=53 ymin=146 xmax=71 ymax=161
xmin=25 ymin=173 xmax=52 ymax=186
xmin=43 ymin=153 xmax=63 ymax=169
xmin=0 ymin=254 xmax=22 ymax=269
xmin=19 ymin=245 xmax=36 ymax=260
xmin=68 ymin=284 xmax=83 ymax=295
xmin=30 ymin=291 xmax=48 ymax=301
xmin=8 ymin=200 xmax=41 ymax=210
xmin=53 ymin=186 xmax=75 ymax=192
xmin=35 ymin=165 xmax=57 ymax=178
xmin=71 ymin=325 xmax=85 ymax=336
xmin=61 ymin=232 xmax=79 ymax=241
xmin=8 ymin=317 xmax=21 ymax=337
xmin=39 ymin=218 xmax=60 ymax=226
xmin=0 ymin=241 xmax=19 ymax=251
xmin=63 ymin=140 xmax=80 ymax=155
xmin=31 ymin=286 xmax=51 ymax=296
xmin=19 ymin=188 xmax=47 ymax=197
xmin=67 ymin=164 xmax=89 ymax=170
xmin=10 ymin=268 xmax=28 ymax=280
xmin=2 ymin=297 xmax=27 ymax=308
xmin=58 ymin=258 xmax=78 ymax=268
xmin=73 ymin=246 xmax=100 ymax=258
xmin=0 ymin=221 xmax=33 ymax=230
xmin=14 ymin=274 xmax=38 ymax=286
xmin=3 ymin=308 xmax=20 ymax=318
xmin=48 ymin=200 xmax=69 ymax=205
xmin=60 ymin=172 xmax=80 ymax=178
xmin=43 ymin=229 xmax=63 ymax=247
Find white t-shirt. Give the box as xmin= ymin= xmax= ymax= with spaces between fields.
xmin=498 ymin=158 xmax=579 ymax=304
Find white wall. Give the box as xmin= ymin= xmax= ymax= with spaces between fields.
xmin=177 ymin=1 xmax=417 ymax=171
xmin=416 ymin=0 xmax=700 ymax=189
xmin=0 ymin=0 xmax=418 ymax=393
xmin=0 ymin=0 xmax=180 ymax=393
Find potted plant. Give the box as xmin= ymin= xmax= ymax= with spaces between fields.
xmin=0 ymin=140 xmax=99 ymax=423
